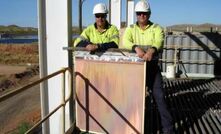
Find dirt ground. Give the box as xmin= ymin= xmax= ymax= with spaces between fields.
xmin=0 ymin=64 xmax=39 ymax=92
xmin=0 ymin=75 xmax=41 ymax=134
xmin=0 ymin=64 xmax=27 ymax=76
xmin=0 ymin=45 xmax=41 ymax=133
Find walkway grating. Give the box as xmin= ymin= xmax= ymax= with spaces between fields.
xmin=146 ymin=78 xmax=221 ymax=134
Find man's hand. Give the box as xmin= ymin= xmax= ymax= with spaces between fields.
xmin=142 ymin=48 xmax=155 ymax=61
xmin=135 ymin=47 xmax=145 ymax=58
xmin=85 ymin=44 xmax=98 ymax=51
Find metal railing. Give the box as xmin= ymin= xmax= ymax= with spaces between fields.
xmin=0 ymin=67 xmax=73 ymax=134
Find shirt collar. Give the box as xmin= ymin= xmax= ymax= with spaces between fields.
xmin=94 ymin=21 xmax=110 ymax=30
xmin=136 ymin=21 xmax=153 ymax=30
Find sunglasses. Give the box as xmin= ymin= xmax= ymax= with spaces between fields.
xmin=95 ymin=14 xmax=106 ymax=18
xmin=136 ymin=12 xmax=149 ymax=16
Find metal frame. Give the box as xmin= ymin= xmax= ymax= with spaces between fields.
xmin=0 ymin=67 xmax=73 ymax=134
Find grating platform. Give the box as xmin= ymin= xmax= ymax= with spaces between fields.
xmin=145 ymin=78 xmax=221 ymax=134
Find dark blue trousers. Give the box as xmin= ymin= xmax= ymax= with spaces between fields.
xmin=146 ymin=61 xmax=173 ymax=132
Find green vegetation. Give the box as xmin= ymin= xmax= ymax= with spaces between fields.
xmin=17 ymin=122 xmax=31 ymax=134
xmin=0 ymin=25 xmax=38 ymax=35
xmin=0 ymin=25 xmax=83 ymax=35
xmin=0 ymin=44 xmax=39 ymax=65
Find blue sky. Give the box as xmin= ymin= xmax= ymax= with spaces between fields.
xmin=0 ymin=0 xmax=220 ymax=28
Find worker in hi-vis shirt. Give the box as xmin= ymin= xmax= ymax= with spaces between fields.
xmin=123 ymin=1 xmax=174 ymax=134
xmin=74 ymin=3 xmax=119 ymax=52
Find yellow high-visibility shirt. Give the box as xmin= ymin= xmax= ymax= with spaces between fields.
xmin=123 ymin=22 xmax=164 ymax=51
xmin=74 ymin=23 xmax=119 ymax=47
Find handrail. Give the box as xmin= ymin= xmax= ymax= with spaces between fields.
xmin=0 ymin=68 xmax=69 ymax=102
xmin=0 ymin=67 xmax=73 ymax=134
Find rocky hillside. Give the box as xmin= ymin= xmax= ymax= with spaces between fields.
xmin=0 ymin=24 xmax=83 ymax=35
xmin=0 ymin=25 xmax=38 ymax=35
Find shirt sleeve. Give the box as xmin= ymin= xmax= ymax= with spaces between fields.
xmin=73 ymin=28 xmax=90 ymax=47
xmin=153 ymin=25 xmax=164 ymax=51
xmin=109 ymin=26 xmax=119 ymax=46
xmin=98 ymin=41 xmax=118 ymax=51
xmin=122 ymin=27 xmax=134 ymax=50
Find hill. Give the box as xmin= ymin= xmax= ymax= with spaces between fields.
xmin=0 ymin=25 xmax=83 ymax=35
xmin=0 ymin=25 xmax=38 ymax=35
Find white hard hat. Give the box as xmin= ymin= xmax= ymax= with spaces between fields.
xmin=93 ymin=3 xmax=108 ymax=14
xmin=135 ymin=1 xmax=151 ymax=12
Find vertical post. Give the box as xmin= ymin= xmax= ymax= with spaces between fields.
xmin=37 ymin=0 xmax=50 ymax=133
xmin=190 ymin=26 xmax=193 ymax=32
xmin=110 ymin=0 xmax=122 ymax=29
xmin=108 ymin=0 xmax=111 ymax=22
xmin=61 ymin=70 xmax=65 ymax=134
xmin=79 ymin=0 xmax=82 ymax=33
xmin=44 ymin=0 xmax=72 ymax=133
xmin=215 ymin=27 xmax=218 ymax=32
xmin=68 ymin=68 xmax=74 ymax=126
xmin=67 ymin=0 xmax=74 ymax=127
xmin=210 ymin=27 xmax=213 ymax=32
xmin=127 ymin=0 xmax=134 ymax=27
xmin=187 ymin=27 xmax=189 ymax=32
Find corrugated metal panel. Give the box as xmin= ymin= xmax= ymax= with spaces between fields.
xmin=162 ymin=33 xmax=221 ymax=77
xmin=181 ymin=36 xmax=190 ymax=73
xmin=163 ymin=36 xmax=175 ymax=72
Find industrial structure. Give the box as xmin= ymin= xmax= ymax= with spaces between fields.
xmin=0 ymin=0 xmax=220 ymax=134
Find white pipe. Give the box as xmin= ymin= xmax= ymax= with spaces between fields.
xmin=37 ymin=0 xmax=50 ymax=133
xmin=127 ymin=0 xmax=134 ymax=27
